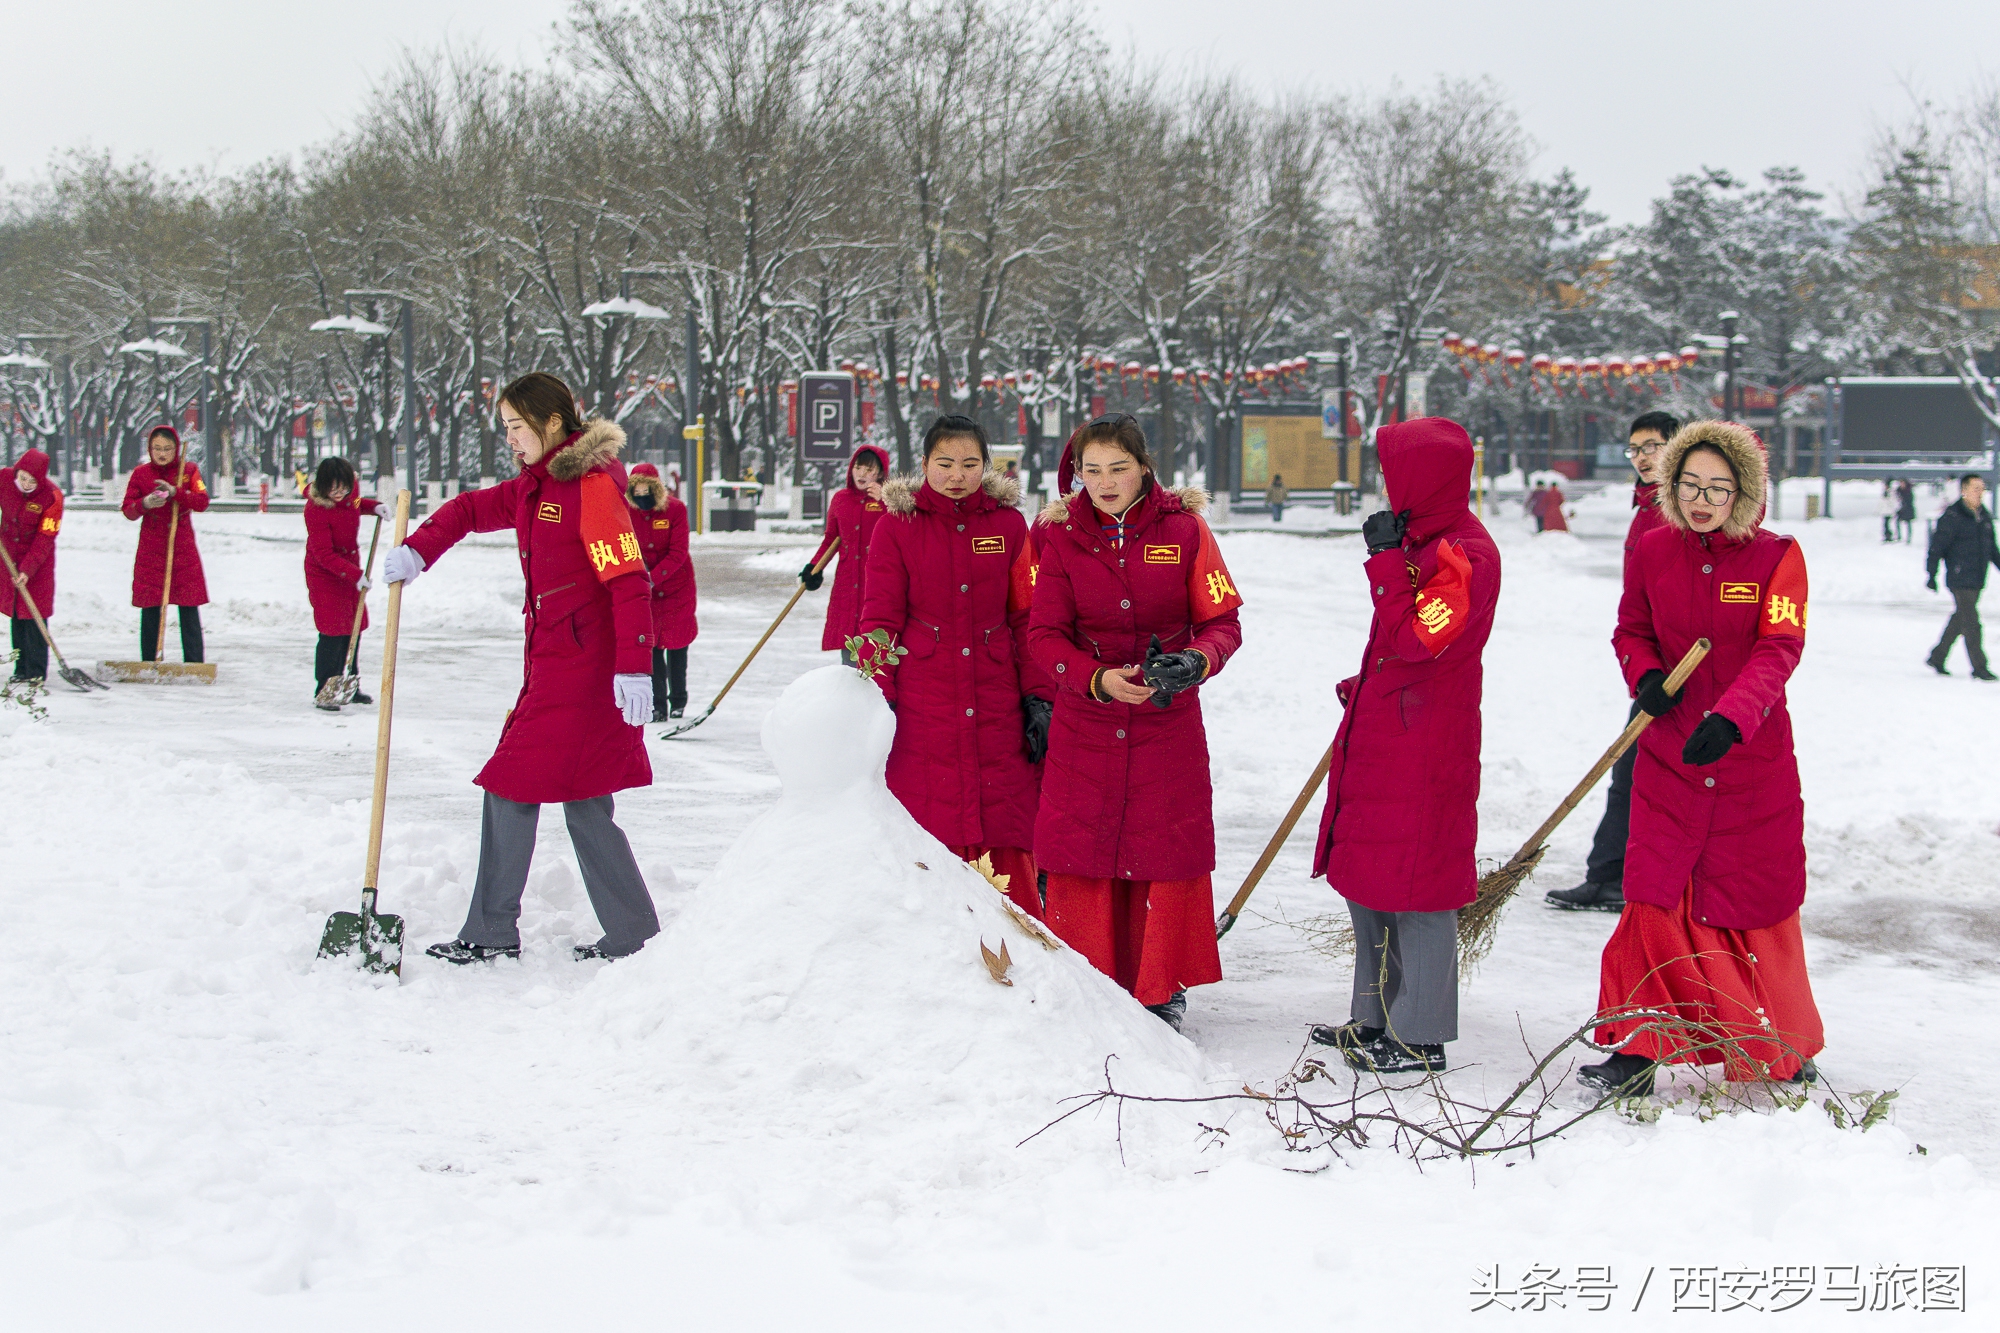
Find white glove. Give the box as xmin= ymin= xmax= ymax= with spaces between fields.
xmin=613 ymin=673 xmax=652 ymax=727
xmin=355 ymin=575 xmax=372 ymax=592
xmin=142 ymin=487 xmax=169 ymax=509
xmin=382 ymin=545 xmax=425 ymax=586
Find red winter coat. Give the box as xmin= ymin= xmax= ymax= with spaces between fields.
xmin=304 ymin=490 xmax=385 ymax=635
xmin=813 ymin=445 xmax=892 ymax=651
xmin=1027 ymin=459 xmax=1244 ymax=882
xmin=1539 ymin=484 xmax=1569 ymax=532
xmin=1314 ymin=418 xmax=1501 ymax=913
xmin=122 ymin=428 xmax=210 ymax=607
xmin=627 ymin=464 xmax=697 ymax=650
xmin=859 ymin=472 xmax=1041 ymax=850
xmin=1624 ymin=480 xmax=1669 ymax=581
xmin=405 ymin=422 xmax=654 ymax=805
xmin=1615 ymin=422 xmax=1806 ymax=931
xmin=0 ymin=449 xmax=62 ymax=619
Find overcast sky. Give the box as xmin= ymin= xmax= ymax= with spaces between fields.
xmin=8 ymin=0 xmax=1997 ymax=225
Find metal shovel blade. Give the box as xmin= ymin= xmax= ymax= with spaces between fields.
xmin=317 ymin=907 xmax=405 ymax=975
xmin=314 ymin=673 xmax=359 ymax=707
xmin=58 ymin=664 xmax=110 ymax=692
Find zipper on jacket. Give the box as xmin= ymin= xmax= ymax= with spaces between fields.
xmin=533 ymin=580 xmax=578 ymax=613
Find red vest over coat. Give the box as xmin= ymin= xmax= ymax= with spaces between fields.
xmin=122 ymin=432 xmax=210 ymax=607
xmin=813 ymin=445 xmax=891 ymax=651
xmin=859 ymin=472 xmax=1040 ymax=850
xmin=1314 ymin=419 xmax=1501 ymax=913
xmin=1614 ymin=424 xmax=1807 ymax=931
xmin=1027 ymin=475 xmax=1243 ymax=882
xmin=627 ymin=467 xmax=698 ymax=650
xmin=404 ymin=422 xmax=653 ymax=805
xmin=0 ymin=450 xmax=62 ymax=618
xmin=304 ymin=491 xmax=385 ymax=636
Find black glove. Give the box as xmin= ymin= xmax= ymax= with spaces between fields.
xmin=1681 ymin=713 xmax=1740 ymax=766
xmin=1140 ymin=634 xmax=1208 ymax=709
xmin=1362 ymin=508 xmax=1409 ymax=556
xmin=799 ymin=560 xmax=824 ymax=591
xmin=1022 ymin=695 xmax=1053 ymax=764
xmin=1634 ymin=669 xmax=1682 ymax=719
xmin=1926 ymin=575 xmax=1938 ymax=592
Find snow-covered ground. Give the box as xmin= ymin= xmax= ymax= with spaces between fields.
xmin=2 ymin=479 xmax=1994 ymax=1329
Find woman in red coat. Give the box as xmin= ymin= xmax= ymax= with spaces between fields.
xmin=121 ymin=425 xmax=210 ymax=663
xmin=1581 ymin=421 xmax=1822 ymax=1096
xmin=384 ymin=372 xmax=662 ymax=965
xmin=1026 ymin=414 xmax=1243 ymax=1031
xmin=626 ymin=462 xmax=698 ymax=720
xmin=1539 ymin=481 xmax=1570 ymax=533
xmin=1311 ymin=418 xmax=1501 ymax=1073
xmin=805 ymin=444 xmax=891 ymax=658
xmin=1 ymin=448 xmax=62 ymax=684
xmin=304 ymin=456 xmax=384 ymax=708
xmin=857 ymin=415 xmax=1045 ymax=919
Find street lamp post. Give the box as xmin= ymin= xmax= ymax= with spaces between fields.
xmin=152 ymin=318 xmax=218 ymax=493
xmin=312 ymin=292 xmax=416 ymax=502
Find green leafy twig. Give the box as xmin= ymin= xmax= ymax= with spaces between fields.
xmin=845 ymin=628 xmax=907 ymax=681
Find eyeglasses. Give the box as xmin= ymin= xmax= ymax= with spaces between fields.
xmin=1677 ymin=479 xmax=1737 ymax=506
xmin=1625 ymin=441 xmax=1663 ymax=458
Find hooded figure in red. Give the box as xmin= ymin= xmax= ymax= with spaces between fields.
xmin=1582 ymin=421 xmax=1822 ymax=1095
xmin=1310 ymin=417 xmax=1500 ymax=1074
xmin=303 ymin=455 xmax=385 ymax=704
xmin=1026 ymin=414 xmax=1243 ymax=1028
xmin=394 ymin=373 xmax=661 ymax=966
xmin=1538 ymin=481 xmax=1570 ymax=533
xmin=626 ymin=461 xmax=697 ymax=720
xmin=858 ymin=418 xmax=1044 ymax=917
xmin=121 ymin=425 xmax=209 ymax=662
xmin=2 ymin=448 xmax=63 ymax=683
xmin=807 ymin=444 xmax=892 ymax=652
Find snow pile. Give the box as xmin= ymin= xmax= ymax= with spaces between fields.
xmin=580 ymin=665 xmax=1226 ymax=1160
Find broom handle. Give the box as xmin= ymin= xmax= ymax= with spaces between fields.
xmin=1217 ymin=741 xmax=1335 ymax=934
xmin=1504 ymin=637 xmax=1711 ymax=866
xmin=362 ymin=492 xmax=411 ymax=904
xmin=341 ymin=513 xmax=384 ymax=678
xmin=699 ymin=536 xmax=839 ymax=717
xmin=0 ymin=540 xmax=67 ymax=667
xmin=156 ymin=456 xmax=187 ymax=660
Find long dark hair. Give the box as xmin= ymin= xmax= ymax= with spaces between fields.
xmin=311 ymin=456 xmax=358 ymax=499
xmin=500 ymin=372 xmax=585 ymax=444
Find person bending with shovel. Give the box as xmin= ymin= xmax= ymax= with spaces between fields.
xmin=121 ymin=425 xmax=209 ymax=664
xmin=304 ymin=456 xmax=383 ymax=709
xmin=1309 ymin=418 xmax=1501 ymax=1075
xmin=2 ymin=448 xmax=63 ymax=686
xmin=382 ymin=372 xmax=662 ymax=965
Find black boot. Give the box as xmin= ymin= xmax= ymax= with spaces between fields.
xmin=1578 ymin=1052 xmax=1655 ymax=1097
xmin=1344 ymin=1035 xmax=1446 ymax=1074
xmin=573 ymin=940 xmax=639 ymax=961
xmin=1146 ymin=990 xmax=1188 ymax=1031
xmin=1929 ymin=656 xmax=1950 ymax=676
xmin=352 ymin=691 xmax=373 ymax=705
xmin=1309 ymin=1020 xmax=1384 ymax=1051
xmin=1544 ymin=880 xmax=1625 ymax=912
xmin=424 ymin=939 xmax=521 ymax=965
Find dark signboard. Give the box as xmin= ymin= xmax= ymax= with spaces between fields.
xmin=800 ymin=372 xmax=856 ymax=464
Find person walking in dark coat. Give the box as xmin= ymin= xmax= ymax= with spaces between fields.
xmin=1925 ymin=474 xmax=2000 ymax=680
xmin=1548 ymin=411 xmax=1678 ymax=912
xmin=1896 ymin=480 xmax=1916 ymax=544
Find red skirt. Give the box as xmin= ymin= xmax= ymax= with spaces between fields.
xmin=950 ymin=845 xmax=1043 ymax=921
xmin=1595 ymin=880 xmax=1824 ymax=1081
xmin=1043 ymin=874 xmax=1223 ymax=1006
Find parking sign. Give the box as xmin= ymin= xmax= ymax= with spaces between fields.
xmin=800 ymin=372 xmax=855 ymax=463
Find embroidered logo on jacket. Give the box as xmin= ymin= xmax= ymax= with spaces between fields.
xmin=972 ymin=535 xmax=1006 ymax=554
xmin=538 ymin=502 xmax=562 ymax=523
xmin=1144 ymin=544 xmax=1181 ymax=564
xmin=865 ymin=502 xmax=884 ymax=512
xmin=1719 ymin=582 xmax=1760 ymax=604
xmin=651 ymin=518 xmax=671 ymax=530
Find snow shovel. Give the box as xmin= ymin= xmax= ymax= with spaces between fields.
xmin=317 ymin=490 xmax=411 ymax=976
xmin=662 ymin=536 xmax=838 ymax=739
xmin=314 ymin=513 xmax=385 ymax=708
xmin=1456 ymin=637 xmax=1711 ymax=962
xmin=100 ymin=457 xmax=217 ymax=684
xmin=1216 ymin=741 xmax=1335 ymax=939
xmin=0 ymin=540 xmax=107 ymax=692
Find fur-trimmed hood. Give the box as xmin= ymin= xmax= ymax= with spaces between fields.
xmin=883 ymin=469 xmax=1020 ymax=515
xmin=625 ymin=468 xmax=668 ymax=506
xmin=1657 ymin=420 xmax=1766 ymax=540
xmin=547 ymin=419 xmax=624 ymax=482
xmin=1039 ymin=479 xmax=1207 ymax=527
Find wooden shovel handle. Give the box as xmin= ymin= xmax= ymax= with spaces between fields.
xmin=1218 ymin=741 xmax=1335 ymax=933
xmin=699 ymin=536 xmax=839 ymax=718
xmin=156 ymin=455 xmax=187 ymax=660
xmin=341 ymin=513 xmax=385 ymax=677
xmin=363 ymin=493 xmax=411 ymax=895
xmin=1505 ymin=637 xmax=1711 ymax=867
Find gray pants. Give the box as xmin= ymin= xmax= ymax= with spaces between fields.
xmin=1930 ymin=587 xmax=1987 ymax=674
xmin=459 ymin=792 xmax=660 ymax=956
xmin=1348 ymin=902 xmax=1459 ymax=1044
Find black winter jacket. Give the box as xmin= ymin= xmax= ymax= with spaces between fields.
xmin=1927 ymin=499 xmax=2000 ymax=590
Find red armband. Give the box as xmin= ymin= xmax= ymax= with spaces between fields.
xmin=579 ymin=472 xmax=646 ymax=583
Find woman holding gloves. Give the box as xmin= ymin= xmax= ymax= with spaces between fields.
xmin=1026 ymin=414 xmax=1243 ymax=1030
xmin=303 ymin=456 xmax=382 ymax=707
xmin=804 ymin=444 xmax=891 ymax=659
xmin=626 ymin=462 xmax=697 ymax=720
xmin=1581 ymin=421 xmax=1822 ymax=1096
xmin=121 ymin=425 xmax=210 ymax=663
xmin=1311 ymin=418 xmax=1501 ymax=1074
xmin=857 ymin=416 xmax=1045 ymax=918
xmin=382 ymin=372 xmax=661 ymax=964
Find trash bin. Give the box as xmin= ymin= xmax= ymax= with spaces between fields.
xmin=1331 ymin=483 xmax=1357 ymax=516
xmin=704 ymin=480 xmax=761 ymax=532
